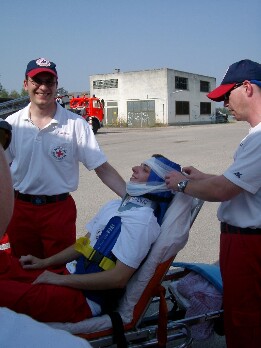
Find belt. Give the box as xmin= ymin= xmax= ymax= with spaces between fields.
xmin=14 ymin=190 xmax=70 ymax=205
xmin=221 ymin=222 xmax=261 ymax=235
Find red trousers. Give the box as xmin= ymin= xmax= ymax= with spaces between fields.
xmin=5 ymin=195 xmax=76 ymax=258
xmin=0 ymin=252 xmax=92 ymax=322
xmin=220 ymin=233 xmax=261 ymax=348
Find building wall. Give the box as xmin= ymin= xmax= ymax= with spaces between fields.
xmin=90 ymin=68 xmax=216 ymax=126
xmin=167 ymin=69 xmax=216 ymax=125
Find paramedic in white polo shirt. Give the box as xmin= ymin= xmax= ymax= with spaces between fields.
xmin=3 ymin=57 xmax=126 ymax=260
xmin=165 ymin=59 xmax=261 ymax=348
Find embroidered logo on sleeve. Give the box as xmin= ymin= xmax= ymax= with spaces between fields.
xmin=234 ymin=172 xmax=242 ymax=178
xmin=51 ymin=146 xmax=67 ymax=161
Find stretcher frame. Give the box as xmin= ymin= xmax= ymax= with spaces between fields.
xmin=49 ymin=194 xmax=223 ymax=347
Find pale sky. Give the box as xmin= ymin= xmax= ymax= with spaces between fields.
xmin=1 ymin=0 xmax=260 ymax=94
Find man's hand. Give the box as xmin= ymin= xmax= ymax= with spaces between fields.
xmin=165 ymin=171 xmax=187 ymax=191
xmin=33 ymin=270 xmax=64 ymax=285
xmin=182 ymin=166 xmax=211 ymax=180
xmin=0 ymin=119 xmax=12 ymax=150
xmin=20 ymin=255 xmax=46 ymax=269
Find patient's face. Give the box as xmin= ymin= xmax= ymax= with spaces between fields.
xmin=130 ymin=163 xmax=151 ymax=183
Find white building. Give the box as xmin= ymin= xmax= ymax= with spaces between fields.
xmin=90 ymin=68 xmax=216 ymax=127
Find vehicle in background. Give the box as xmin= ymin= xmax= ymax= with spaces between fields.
xmin=69 ymin=95 xmax=104 ymax=134
xmin=215 ymin=110 xmax=228 ymax=123
xmin=56 ymin=94 xmax=70 ymax=108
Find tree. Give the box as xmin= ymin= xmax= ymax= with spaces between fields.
xmin=0 ymin=88 xmax=9 ymax=98
xmin=20 ymin=88 xmax=28 ymax=97
xmin=0 ymin=81 xmax=28 ymax=99
xmin=9 ymin=90 xmax=20 ymax=99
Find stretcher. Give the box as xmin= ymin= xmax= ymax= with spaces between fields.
xmin=49 ymin=193 xmax=224 ymax=347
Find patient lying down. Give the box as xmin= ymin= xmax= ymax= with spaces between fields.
xmin=0 ymin=155 xmax=181 ymax=323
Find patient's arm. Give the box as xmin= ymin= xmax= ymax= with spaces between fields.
xmin=33 ymin=259 xmax=136 ymax=290
xmin=20 ymin=239 xmax=88 ymax=269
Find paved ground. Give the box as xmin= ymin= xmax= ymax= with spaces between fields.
xmin=72 ymin=121 xmax=249 ymax=347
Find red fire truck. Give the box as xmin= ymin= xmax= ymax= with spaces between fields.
xmin=69 ymin=95 xmax=104 ymax=134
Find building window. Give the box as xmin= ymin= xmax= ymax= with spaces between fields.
xmin=93 ymin=79 xmax=118 ymax=89
xmin=200 ymin=80 xmax=210 ymax=92
xmin=107 ymin=101 xmax=118 ymax=106
xmin=200 ymin=102 xmax=211 ymax=114
xmin=175 ymin=76 xmax=188 ymax=90
xmin=176 ymin=101 xmax=189 ymax=115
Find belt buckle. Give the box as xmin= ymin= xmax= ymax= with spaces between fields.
xmin=31 ymin=195 xmax=47 ymax=205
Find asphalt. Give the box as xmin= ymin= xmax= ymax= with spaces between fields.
xmin=72 ymin=121 xmax=249 ymax=347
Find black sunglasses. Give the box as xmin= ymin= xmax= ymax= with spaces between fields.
xmin=224 ymin=83 xmax=243 ymax=101
xmin=29 ymin=77 xmax=57 ymax=88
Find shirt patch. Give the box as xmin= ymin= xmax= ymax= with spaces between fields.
xmin=51 ymin=146 xmax=67 ymax=161
xmin=234 ymin=172 xmax=242 ymax=178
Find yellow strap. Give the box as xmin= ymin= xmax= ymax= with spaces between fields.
xmin=74 ymin=236 xmax=116 ymax=271
xmin=74 ymin=237 xmax=94 ymax=259
xmin=99 ymin=256 xmax=116 ymax=270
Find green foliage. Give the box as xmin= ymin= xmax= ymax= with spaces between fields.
xmin=0 ymin=81 xmax=22 ymax=98
xmin=9 ymin=90 xmax=20 ymax=99
xmin=0 ymin=87 xmax=9 ymax=98
xmin=20 ymin=88 xmax=28 ymax=97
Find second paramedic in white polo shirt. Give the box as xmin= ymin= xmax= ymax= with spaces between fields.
xmin=4 ymin=57 xmax=126 ymax=260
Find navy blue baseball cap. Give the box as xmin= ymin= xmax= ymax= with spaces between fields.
xmin=207 ymin=59 xmax=261 ymax=102
xmin=25 ymin=58 xmax=58 ymax=78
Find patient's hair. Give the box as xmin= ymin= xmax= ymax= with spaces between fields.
xmin=152 ymin=153 xmax=169 ymax=161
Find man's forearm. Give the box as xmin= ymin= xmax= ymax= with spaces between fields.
xmin=95 ymin=162 xmax=126 ymax=198
xmin=35 ymin=260 xmax=136 ymax=290
xmin=183 ymin=175 xmax=242 ymax=202
xmin=184 ymin=176 xmax=223 ymax=201
xmin=0 ymin=146 xmax=13 ymax=237
xmin=56 ymin=269 xmax=122 ymax=290
xmin=45 ymin=245 xmax=81 ymax=267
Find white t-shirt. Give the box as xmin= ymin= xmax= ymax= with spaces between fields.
xmin=5 ymin=103 xmax=107 ymax=195
xmin=218 ymin=122 xmax=261 ymax=228
xmin=86 ymin=200 xmax=161 ymax=269
xmin=0 ymin=307 xmax=90 ymax=348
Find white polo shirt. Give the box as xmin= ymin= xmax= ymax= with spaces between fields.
xmin=217 ymin=122 xmax=261 ymax=228
xmin=5 ymin=103 xmax=107 ymax=195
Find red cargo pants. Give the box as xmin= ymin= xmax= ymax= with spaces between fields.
xmin=0 ymin=252 xmax=92 ymax=323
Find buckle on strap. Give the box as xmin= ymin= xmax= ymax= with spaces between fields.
xmin=74 ymin=237 xmax=116 ymax=271
xmin=75 ymin=237 xmax=93 ymax=259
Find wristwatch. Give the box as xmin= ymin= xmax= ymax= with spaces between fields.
xmin=177 ymin=180 xmax=189 ymax=193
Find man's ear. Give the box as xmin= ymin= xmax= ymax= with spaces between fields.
xmin=23 ymin=79 xmax=28 ymax=91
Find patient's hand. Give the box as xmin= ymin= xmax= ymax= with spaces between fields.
xmin=20 ymin=255 xmax=46 ymax=269
xmin=33 ymin=270 xmax=63 ymax=285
